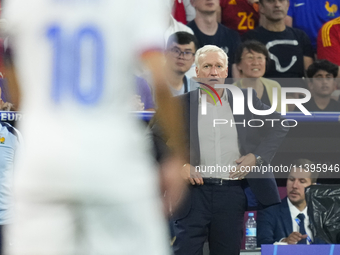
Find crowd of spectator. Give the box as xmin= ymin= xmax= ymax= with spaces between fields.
xmin=135 ymin=0 xmax=340 ymax=112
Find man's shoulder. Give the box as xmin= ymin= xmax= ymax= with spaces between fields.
xmin=186 ymin=20 xmax=197 ymax=30
xmin=249 ymin=26 xmax=262 ymax=33
xmin=0 ymin=121 xmax=21 ymax=145
xmin=175 ymin=90 xmax=195 ymax=101
xmin=171 ymin=16 xmax=194 ymax=35
xmin=284 ymin=26 xmax=310 ymax=40
xmin=324 ymin=17 xmax=340 ymax=34
xmin=329 ymin=98 xmax=340 ymax=111
xmin=260 ymin=77 xmax=281 ymax=88
xmin=217 ymin=23 xmax=240 ymax=36
xmin=261 ymin=197 xmax=287 ymax=214
xmin=242 ymin=26 xmax=264 ymax=40
xmin=294 ymin=97 xmax=315 ymax=111
xmin=319 ymin=17 xmax=340 ymax=46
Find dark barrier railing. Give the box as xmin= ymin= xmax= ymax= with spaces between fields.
xmin=1 ymin=111 xmax=340 ymax=123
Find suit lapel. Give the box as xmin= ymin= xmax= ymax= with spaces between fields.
xmin=189 ymin=90 xmax=200 ymax=165
xmin=281 ymin=197 xmax=293 ymax=235
xmin=228 ymin=89 xmax=246 ymax=153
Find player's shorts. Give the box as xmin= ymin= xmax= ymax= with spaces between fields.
xmin=4 ymin=196 xmax=170 ymax=255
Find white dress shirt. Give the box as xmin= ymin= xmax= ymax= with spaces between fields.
xmin=197 ymin=89 xmax=241 ymax=178
xmin=287 ymin=198 xmax=313 ymax=244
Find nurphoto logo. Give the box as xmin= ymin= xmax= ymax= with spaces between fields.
xmin=200 ymin=84 xmax=312 ymax=128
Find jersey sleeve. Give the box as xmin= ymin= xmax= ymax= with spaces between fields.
xmin=317 ymin=21 xmax=340 ymax=66
xmin=2 ymin=0 xmax=29 ymax=37
xmin=132 ymin=0 xmax=168 ymax=56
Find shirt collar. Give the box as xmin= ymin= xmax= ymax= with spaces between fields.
xmin=198 ymin=88 xmax=229 ymax=104
xmin=287 ymin=198 xmax=308 ymax=219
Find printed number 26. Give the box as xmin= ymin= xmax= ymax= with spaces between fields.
xmin=47 ymin=25 xmax=105 ymax=105
xmin=238 ymin=12 xmax=255 ymax=30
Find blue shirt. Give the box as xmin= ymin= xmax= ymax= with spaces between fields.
xmin=0 ymin=122 xmax=21 ymax=224
xmin=288 ymin=0 xmax=340 ymax=50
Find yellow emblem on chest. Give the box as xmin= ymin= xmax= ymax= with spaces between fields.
xmin=0 ymin=137 xmax=5 ymax=144
xmin=325 ymin=1 xmax=338 ymax=16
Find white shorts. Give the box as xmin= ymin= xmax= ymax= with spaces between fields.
xmin=4 ymin=196 xmax=171 ymax=255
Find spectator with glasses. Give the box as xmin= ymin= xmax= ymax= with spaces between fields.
xmin=165 ymin=32 xmax=199 ymax=96
xmin=234 ymin=40 xmax=284 ymax=112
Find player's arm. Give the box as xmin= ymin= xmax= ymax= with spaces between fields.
xmin=301 ymin=31 xmax=314 ymax=74
xmin=317 ymin=22 xmax=340 ymax=77
xmin=141 ymin=50 xmax=187 ymax=214
xmin=140 ymin=50 xmax=186 ymax=158
xmin=303 ymin=56 xmax=313 ymax=72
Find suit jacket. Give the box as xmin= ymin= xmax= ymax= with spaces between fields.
xmin=153 ymin=88 xmax=289 ymax=219
xmin=257 ymin=197 xmax=292 ymax=245
xmin=257 ymin=197 xmax=326 ymax=246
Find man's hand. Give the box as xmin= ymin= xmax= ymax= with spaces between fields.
xmin=183 ymin=164 xmax=204 ymax=185
xmin=132 ymin=95 xmax=145 ymax=111
xmin=229 ymin=153 xmax=256 ymax=179
xmin=282 ymin=232 xmax=308 ymax=244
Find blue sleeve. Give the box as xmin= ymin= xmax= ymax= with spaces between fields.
xmin=142 ymin=82 xmax=155 ymax=110
xmin=257 ymin=207 xmax=278 ymax=246
xmin=135 ymin=76 xmax=155 ymax=109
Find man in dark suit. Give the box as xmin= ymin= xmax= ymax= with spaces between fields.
xmin=153 ymin=44 xmax=289 ymax=255
xmin=257 ymin=159 xmax=320 ymax=246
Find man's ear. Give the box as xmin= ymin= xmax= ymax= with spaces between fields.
xmin=190 ymin=0 xmax=196 ymax=8
xmin=195 ymin=66 xmax=199 ymax=76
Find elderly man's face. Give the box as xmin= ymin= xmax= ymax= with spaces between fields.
xmin=196 ymin=51 xmax=228 ymax=86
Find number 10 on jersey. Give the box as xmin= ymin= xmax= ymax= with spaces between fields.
xmin=47 ymin=25 xmax=105 ymax=105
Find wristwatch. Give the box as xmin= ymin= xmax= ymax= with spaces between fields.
xmin=254 ymin=154 xmax=264 ymax=166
